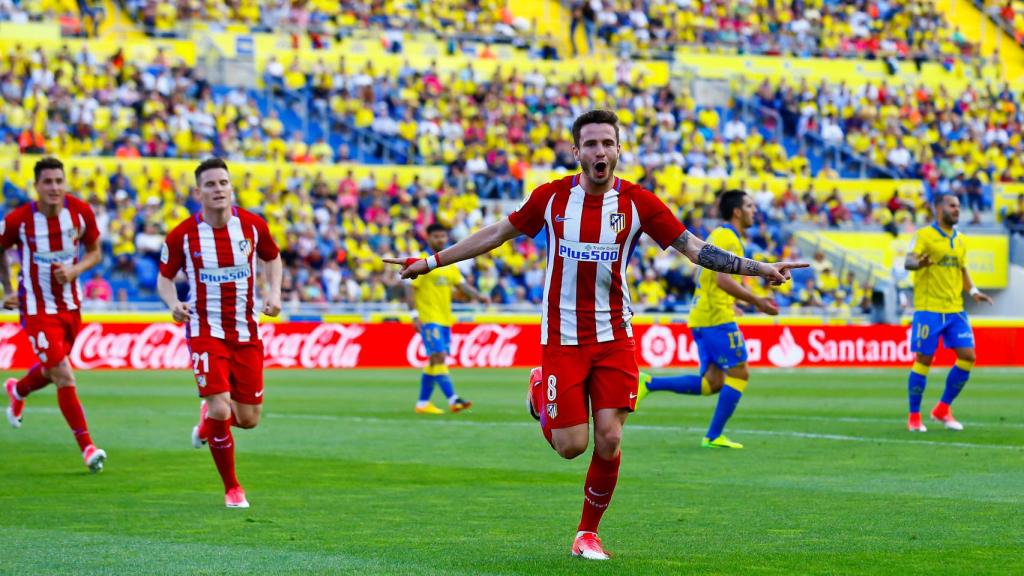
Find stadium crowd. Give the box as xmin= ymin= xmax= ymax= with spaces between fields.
xmin=5 ymin=38 xmax=1020 ymax=199
xmin=567 ymin=0 xmax=982 ymax=65
xmin=115 ymin=0 xmax=528 ymax=44
xmin=982 ymin=0 xmax=1024 ymax=46
xmin=1 ymin=2 xmax=1014 ymax=316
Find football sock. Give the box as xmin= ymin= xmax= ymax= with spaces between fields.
xmin=56 ymin=386 xmax=93 ymax=451
xmin=199 ymin=411 xmax=233 ymax=437
xmin=646 ymin=374 xmax=709 ymax=395
xmin=578 ymin=451 xmax=621 ymax=533
xmin=417 ymin=367 xmax=436 ymax=406
xmin=706 ymin=376 xmax=746 ymax=440
xmin=908 ymin=361 xmax=930 ymax=414
xmin=206 ymin=417 xmax=240 ymax=491
xmin=432 ymin=365 xmax=457 ymax=401
xmin=15 ymin=364 xmax=49 ymax=399
xmin=939 ymin=358 xmax=973 ymax=407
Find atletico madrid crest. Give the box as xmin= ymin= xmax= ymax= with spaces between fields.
xmin=609 ymin=212 xmax=625 ymax=233
xmin=547 ymin=402 xmax=558 ymax=421
xmin=238 ymin=239 xmax=252 ymax=257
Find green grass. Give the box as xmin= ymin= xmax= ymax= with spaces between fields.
xmin=1 ymin=368 xmax=1022 ymax=575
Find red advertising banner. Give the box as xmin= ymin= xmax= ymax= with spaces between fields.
xmin=0 ymin=321 xmax=1020 ymax=371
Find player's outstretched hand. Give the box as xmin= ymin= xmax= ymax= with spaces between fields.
xmin=2 ymin=293 xmax=17 ymax=310
xmin=262 ymin=297 xmax=282 ymax=317
xmin=171 ymin=302 xmax=191 ymax=323
xmin=972 ymin=290 xmax=994 ymax=305
xmin=383 ymin=257 xmax=429 ymax=280
xmin=760 ymin=261 xmax=809 ymax=286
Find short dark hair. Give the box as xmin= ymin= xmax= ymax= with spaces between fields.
xmin=34 ymin=157 xmax=64 ymax=180
xmin=195 ymin=157 xmax=229 ymax=185
xmin=571 ymin=110 xmax=619 ymax=148
xmin=933 ymin=192 xmax=958 ymax=207
xmin=719 ymin=189 xmax=749 ymax=221
xmin=426 ymin=223 xmax=449 ymax=235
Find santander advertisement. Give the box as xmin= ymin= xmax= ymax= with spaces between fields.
xmin=0 ymin=321 xmax=1020 ymax=370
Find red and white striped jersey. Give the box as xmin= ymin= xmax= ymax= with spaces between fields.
xmin=159 ymin=207 xmax=280 ymax=343
xmin=508 ymin=174 xmax=685 ymax=346
xmin=0 ymin=196 xmax=99 ymax=317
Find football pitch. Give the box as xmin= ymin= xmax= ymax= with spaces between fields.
xmin=0 ymin=368 xmax=1021 ymax=575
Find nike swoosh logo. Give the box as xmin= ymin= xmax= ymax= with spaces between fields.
xmin=213 ymin=436 xmax=230 ymax=443
xmin=554 ymin=215 xmax=571 ymax=222
xmin=629 ymin=393 xmax=638 ymax=399
xmin=254 ymin=390 xmax=264 ymax=397
xmin=587 ymin=486 xmax=609 ymax=497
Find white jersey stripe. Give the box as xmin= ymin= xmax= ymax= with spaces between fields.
xmin=594 ymin=190 xmax=620 ymax=343
xmin=58 ymin=208 xmax=76 ymax=308
xmin=558 ymin=185 xmax=586 ymax=345
xmin=226 ymin=217 xmax=251 ymax=342
xmin=621 ymin=201 xmax=642 ymax=338
xmin=183 ymin=234 xmax=201 ymax=337
xmin=197 ymin=223 xmax=224 ymax=339
xmin=18 ymin=223 xmax=37 ymax=316
xmin=33 ymin=212 xmax=58 ymax=314
xmin=539 ymin=194 xmax=557 ymax=346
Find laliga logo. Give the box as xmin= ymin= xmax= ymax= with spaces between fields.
xmin=0 ymin=324 xmax=21 ymax=370
xmin=406 ymin=324 xmax=520 ymax=367
xmin=767 ymin=327 xmax=805 ymax=368
xmin=640 ymin=325 xmax=676 ymax=368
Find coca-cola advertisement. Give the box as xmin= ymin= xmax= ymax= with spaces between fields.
xmin=0 ymin=321 xmax=1020 ymax=370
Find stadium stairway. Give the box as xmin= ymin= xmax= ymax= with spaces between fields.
xmin=97 ymin=0 xmax=147 ymax=40
xmin=935 ymin=0 xmax=1024 ymax=82
xmin=507 ymin=0 xmax=593 ymax=58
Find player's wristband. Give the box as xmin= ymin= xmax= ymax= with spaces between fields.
xmin=969 ymin=286 xmax=981 ymax=297
xmin=425 ymin=253 xmax=440 ymax=271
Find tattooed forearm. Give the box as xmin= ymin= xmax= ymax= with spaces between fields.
xmin=670 ymin=230 xmax=691 ymax=253
xmin=696 ymin=244 xmax=764 ymax=277
xmin=672 ymin=229 xmax=764 ymax=277
xmin=697 ymin=243 xmax=742 ymax=274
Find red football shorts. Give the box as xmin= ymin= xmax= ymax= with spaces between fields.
xmin=22 ymin=311 xmax=81 ymax=369
xmin=541 ymin=338 xmax=639 ymax=430
xmin=187 ymin=337 xmax=265 ymax=405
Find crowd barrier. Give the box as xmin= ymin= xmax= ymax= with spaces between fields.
xmin=0 ymin=320 xmax=1020 ymax=370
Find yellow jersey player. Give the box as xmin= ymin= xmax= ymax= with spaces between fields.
xmin=637 ymin=190 xmax=779 ymax=448
xmin=407 ymin=223 xmax=489 ymax=414
xmin=904 ymin=194 xmax=992 ymax=432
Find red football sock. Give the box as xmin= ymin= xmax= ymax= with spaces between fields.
xmin=56 ymin=386 xmax=93 ymax=451
xmin=933 ymin=401 xmax=950 ymax=418
xmin=198 ymin=413 xmax=233 ymax=439
xmin=15 ymin=365 xmax=50 ymax=399
xmin=206 ymin=417 xmax=240 ymax=491
xmin=578 ymin=451 xmax=621 ymax=534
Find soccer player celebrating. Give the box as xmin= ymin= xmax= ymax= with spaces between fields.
xmin=636 ymin=190 xmax=779 ymax=449
xmin=904 ymin=194 xmax=992 ymax=432
xmin=157 ymin=158 xmax=283 ymax=508
xmin=385 ymin=111 xmax=807 ymax=560
xmin=0 ymin=157 xmax=107 ymax=472
xmin=407 ymin=223 xmax=489 ymax=414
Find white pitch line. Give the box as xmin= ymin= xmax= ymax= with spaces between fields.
xmin=263 ymin=413 xmax=1022 ymax=451
xmin=21 ymin=407 xmax=1021 ymax=451
xmin=736 ymin=413 xmax=1024 ymax=430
